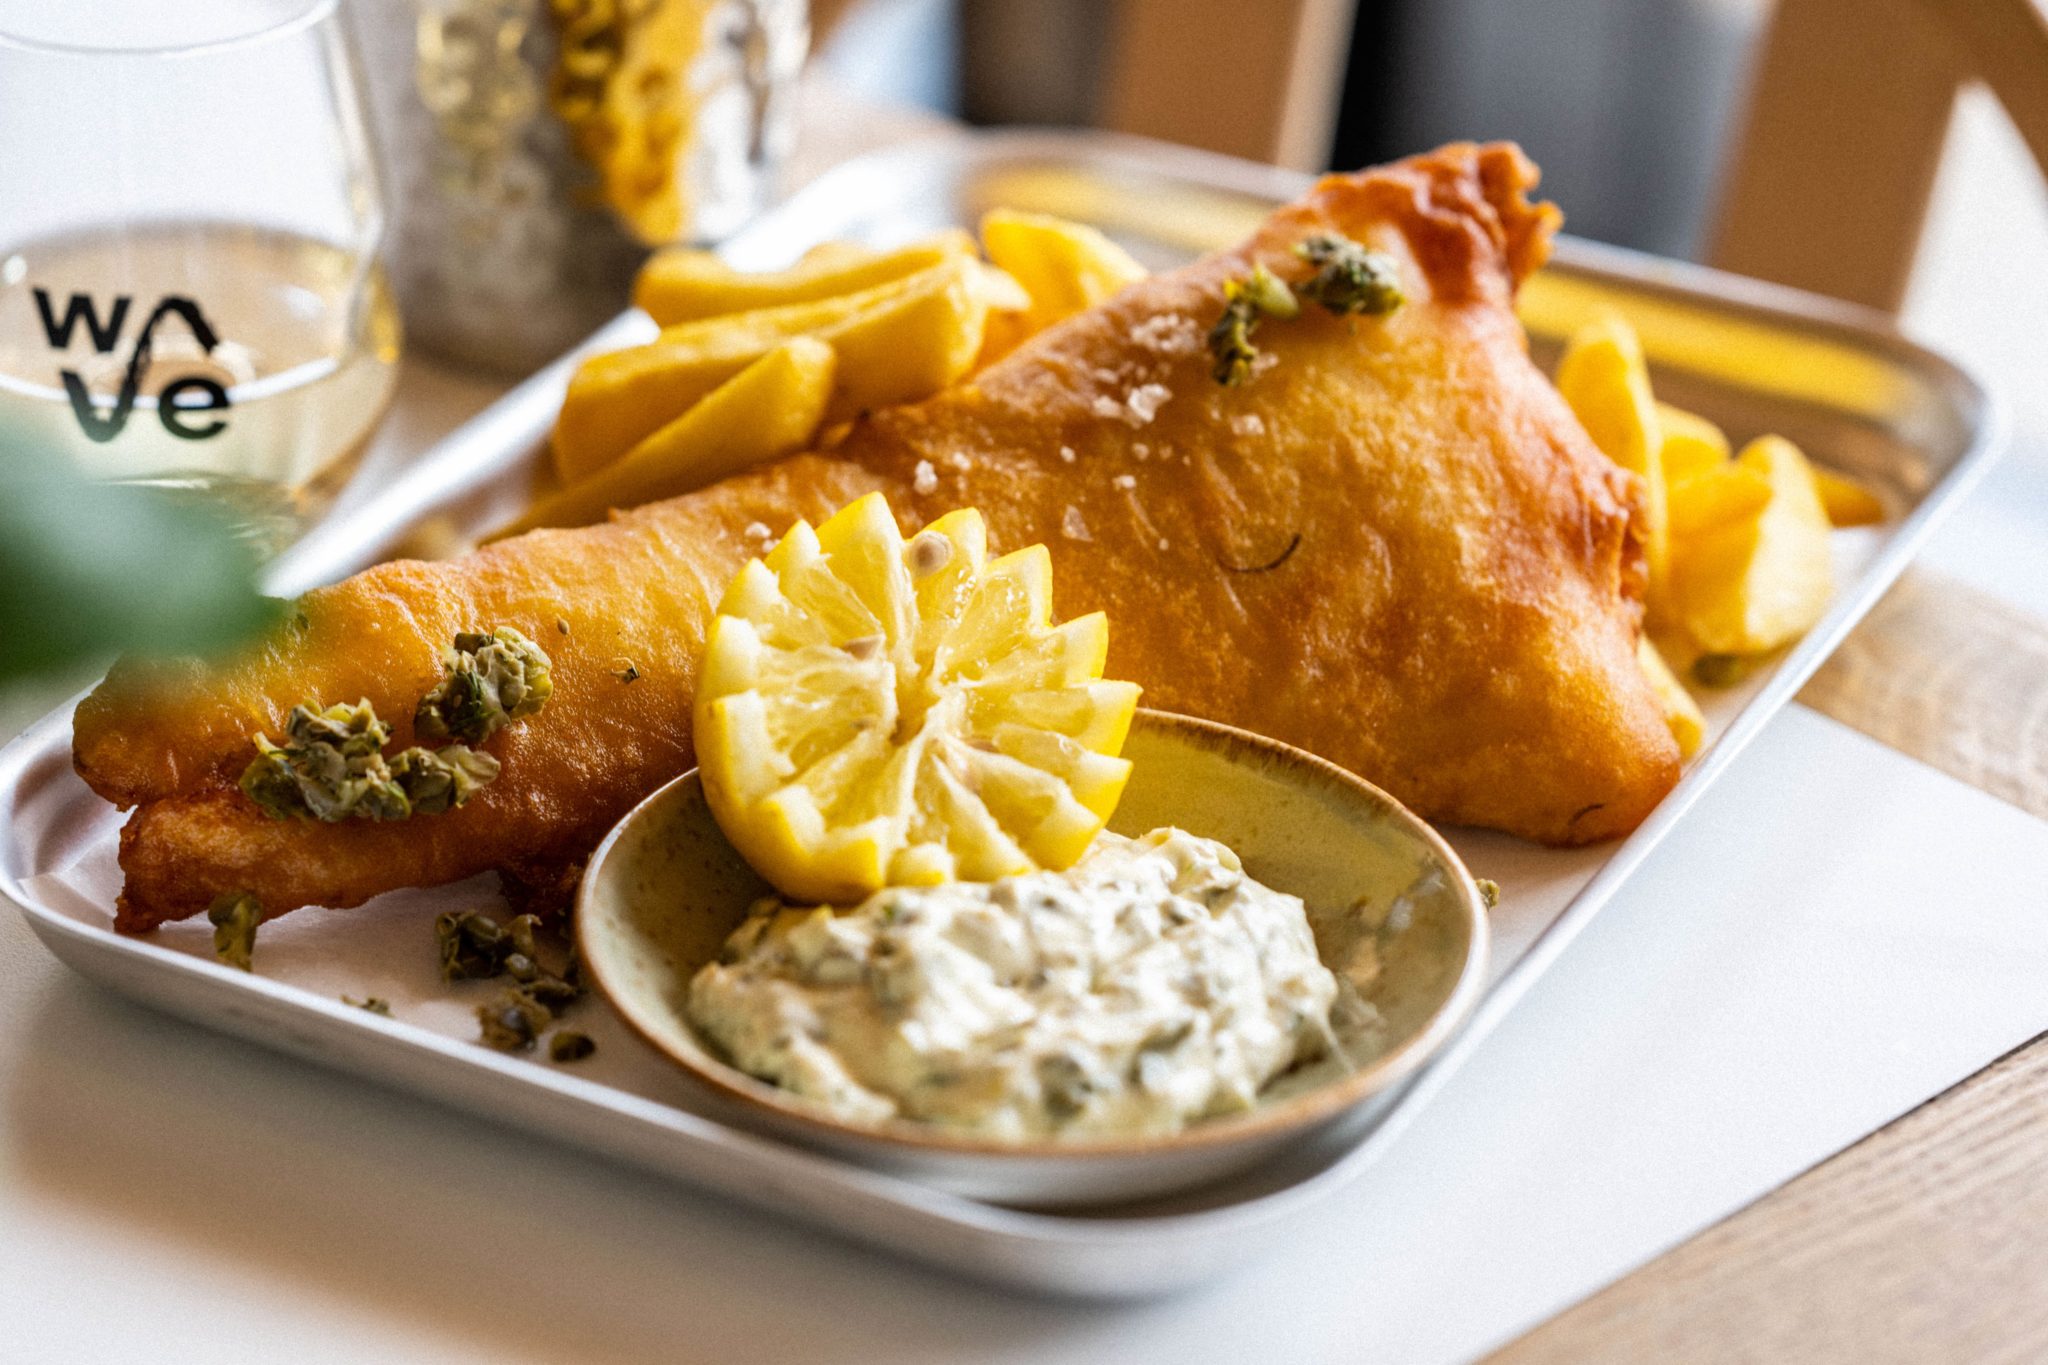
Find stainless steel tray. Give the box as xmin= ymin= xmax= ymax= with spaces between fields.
xmin=0 ymin=130 xmax=1999 ymax=1300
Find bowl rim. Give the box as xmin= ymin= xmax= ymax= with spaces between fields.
xmin=576 ymin=707 xmax=1492 ymax=1161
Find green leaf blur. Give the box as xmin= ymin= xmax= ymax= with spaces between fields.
xmin=0 ymin=442 xmax=278 ymax=681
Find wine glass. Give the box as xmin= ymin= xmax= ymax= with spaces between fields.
xmin=0 ymin=0 xmax=400 ymax=549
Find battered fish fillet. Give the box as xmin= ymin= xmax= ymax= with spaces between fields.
xmin=74 ymin=143 xmax=1679 ymax=933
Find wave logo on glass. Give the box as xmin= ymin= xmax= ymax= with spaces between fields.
xmin=0 ymin=226 xmax=400 ymax=544
xmin=31 ymin=282 xmax=232 ymax=444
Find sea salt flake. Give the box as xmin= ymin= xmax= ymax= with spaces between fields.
xmin=1061 ymin=505 xmax=1092 ymax=542
xmin=1230 ymin=412 xmax=1266 ymax=438
xmin=1124 ymin=383 xmax=1171 ymax=424
xmin=1133 ymin=442 xmax=1150 ymax=461
xmin=1157 ymin=537 xmax=1170 ymax=551
xmin=742 ymin=521 xmax=771 ymax=541
xmin=1058 ymin=445 xmax=1077 ymax=464
xmin=1131 ymin=312 xmax=1202 ymax=357
xmin=1090 ymin=395 xmax=1125 ymax=420
xmin=946 ymin=451 xmax=972 ymax=472
xmin=1112 ymin=474 xmax=1137 ymax=491
xmin=912 ymin=459 xmax=938 ymax=494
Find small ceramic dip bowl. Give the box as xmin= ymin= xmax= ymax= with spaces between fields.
xmin=577 ymin=709 xmax=1489 ymax=1207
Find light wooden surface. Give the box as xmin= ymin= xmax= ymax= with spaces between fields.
xmin=1923 ymin=0 xmax=2048 ymax=176
xmin=1100 ymin=0 xmax=1358 ymax=171
xmin=1711 ymin=0 xmax=2048 ymax=313
xmin=1800 ymin=570 xmax=2048 ymax=824
xmin=1709 ymin=0 xmax=1963 ymax=311
xmin=1492 ymin=1030 xmax=2048 ymax=1363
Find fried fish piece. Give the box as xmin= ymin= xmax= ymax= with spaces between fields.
xmin=75 ymin=143 xmax=1678 ymax=932
xmin=81 ymin=457 xmax=884 ymax=932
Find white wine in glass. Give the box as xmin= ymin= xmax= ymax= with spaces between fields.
xmin=0 ymin=0 xmax=399 ymax=551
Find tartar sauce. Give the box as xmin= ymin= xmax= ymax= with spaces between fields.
xmin=687 ymin=828 xmax=1346 ymax=1139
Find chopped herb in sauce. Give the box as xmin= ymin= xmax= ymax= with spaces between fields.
xmin=1476 ymin=878 xmax=1501 ymax=909
xmin=389 ymin=743 xmax=499 ymax=814
xmin=240 ymin=623 xmax=555 ymax=824
xmin=343 ymin=994 xmax=393 ymax=1016
xmin=436 ymin=909 xmax=511 ymax=981
xmin=415 ymin=626 xmax=554 ymax=746
xmin=523 ymin=971 xmax=584 ymax=1010
xmin=240 ymin=700 xmax=408 ymax=822
xmin=1293 ymin=233 xmax=1404 ymax=316
xmin=1691 ymin=652 xmax=1755 ymax=688
xmin=241 ymin=698 xmax=500 ymax=822
xmin=1207 ymin=264 xmax=1298 ymax=386
xmin=506 ymin=912 xmax=542 ymax=961
xmin=611 ymin=658 xmax=641 ymax=684
xmin=207 ymin=891 xmax=264 ymax=972
xmin=548 ymin=1029 xmax=596 ymax=1063
xmin=1207 ymin=237 xmax=1401 ymax=388
xmin=437 ymin=909 xmax=586 ymax=1052
xmin=476 ymin=987 xmax=553 ymax=1051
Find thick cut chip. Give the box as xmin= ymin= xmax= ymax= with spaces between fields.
xmin=1812 ymin=467 xmax=1886 ymax=527
xmin=1656 ymin=402 xmax=1731 ymax=486
xmin=1636 ymin=636 xmax=1704 ymax=760
xmin=554 ymin=256 xmax=992 ymax=483
xmin=1669 ymin=435 xmax=1834 ymax=655
xmin=976 ymin=209 xmax=1149 ymax=367
xmin=503 ymin=338 xmax=836 ymax=535
xmin=695 ymin=493 xmax=1141 ymax=904
xmin=981 ymin=209 xmax=1148 ymax=326
xmin=634 ymin=231 xmax=976 ymax=326
xmin=1668 ymin=461 xmax=1773 ymax=538
xmin=1557 ymin=314 xmax=1669 ymax=613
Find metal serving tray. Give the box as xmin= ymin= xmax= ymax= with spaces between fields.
xmin=0 ymin=131 xmax=1999 ymax=1299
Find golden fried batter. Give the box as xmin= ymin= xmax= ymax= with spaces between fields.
xmin=75 ymin=143 xmax=1677 ymax=932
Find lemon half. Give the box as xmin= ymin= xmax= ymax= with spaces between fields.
xmin=695 ymin=493 xmax=1141 ymax=904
